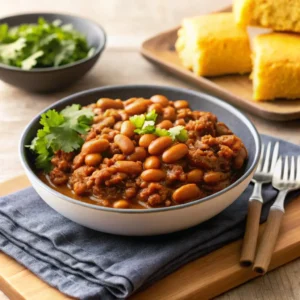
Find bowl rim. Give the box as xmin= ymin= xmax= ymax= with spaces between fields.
xmin=0 ymin=12 xmax=106 ymax=72
xmin=19 ymin=84 xmax=261 ymax=214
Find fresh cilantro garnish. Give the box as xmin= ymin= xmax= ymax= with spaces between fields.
xmin=0 ymin=18 xmax=94 ymax=69
xmin=154 ymin=127 xmax=170 ymax=137
xmin=129 ymin=114 xmax=145 ymax=129
xmin=28 ymin=104 xmax=94 ymax=172
xmin=134 ymin=120 xmax=156 ymax=135
xmin=145 ymin=110 xmax=157 ymax=122
xmin=21 ymin=50 xmax=44 ymax=70
xmin=61 ymin=104 xmax=95 ymax=134
xmin=129 ymin=109 xmax=188 ymax=142
xmin=168 ymin=125 xmax=188 ymax=142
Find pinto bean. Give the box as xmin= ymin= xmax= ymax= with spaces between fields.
xmin=82 ymin=139 xmax=109 ymax=155
xmin=127 ymin=147 xmax=147 ymax=161
xmin=150 ymin=95 xmax=169 ymax=107
xmin=162 ymin=143 xmax=188 ymax=163
xmin=121 ymin=120 xmax=136 ymax=138
xmin=148 ymin=136 xmax=173 ymax=155
xmin=233 ymin=147 xmax=247 ymax=169
xmin=125 ymin=99 xmax=150 ymax=115
xmin=148 ymin=103 xmax=163 ymax=114
xmin=114 ymin=134 xmax=135 ymax=155
xmin=114 ymin=121 xmax=122 ymax=131
xmin=157 ymin=120 xmax=173 ymax=130
xmin=97 ymin=98 xmax=124 ymax=110
xmin=172 ymin=184 xmax=201 ymax=203
xmin=139 ymin=134 xmax=157 ymax=148
xmin=187 ymin=169 xmax=204 ymax=183
xmin=119 ymin=111 xmax=129 ymax=121
xmin=124 ymin=98 xmax=138 ymax=106
xmin=175 ymin=119 xmax=186 ymax=126
xmin=203 ymin=171 xmax=230 ymax=184
xmin=144 ymin=156 xmax=161 ymax=169
xmin=85 ymin=153 xmax=102 ymax=166
xmin=174 ymin=100 xmax=189 ymax=109
xmin=163 ymin=106 xmax=176 ymax=121
xmin=113 ymin=200 xmax=130 ymax=209
xmin=115 ymin=161 xmax=142 ymax=174
xmin=141 ymin=169 xmax=166 ymax=182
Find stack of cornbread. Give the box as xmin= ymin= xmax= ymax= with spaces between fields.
xmin=175 ymin=0 xmax=300 ymax=101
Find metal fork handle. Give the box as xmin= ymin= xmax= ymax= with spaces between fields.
xmin=249 ymin=182 xmax=263 ymax=203
xmin=253 ymin=190 xmax=288 ymax=274
xmin=271 ymin=190 xmax=288 ymax=213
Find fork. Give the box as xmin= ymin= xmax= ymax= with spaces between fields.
xmin=253 ymin=156 xmax=300 ymax=274
xmin=240 ymin=142 xmax=279 ymax=266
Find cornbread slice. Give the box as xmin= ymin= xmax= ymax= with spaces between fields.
xmin=234 ymin=0 xmax=300 ymax=32
xmin=175 ymin=13 xmax=252 ymax=76
xmin=252 ymin=33 xmax=300 ymax=101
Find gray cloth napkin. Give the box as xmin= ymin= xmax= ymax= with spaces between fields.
xmin=0 ymin=134 xmax=299 ymax=300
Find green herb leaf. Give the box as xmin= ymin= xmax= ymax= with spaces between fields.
xmin=155 ymin=127 xmax=170 ymax=137
xmin=128 ymin=110 xmax=188 ymax=142
xmin=0 ymin=38 xmax=26 ymax=64
xmin=40 ymin=109 xmax=64 ymax=132
xmin=61 ymin=104 xmax=94 ymax=134
xmin=130 ymin=114 xmax=145 ymax=129
xmin=46 ymin=127 xmax=84 ymax=153
xmin=176 ymin=128 xmax=189 ymax=142
xmin=21 ymin=50 xmax=44 ymax=70
xmin=0 ymin=17 xmax=93 ymax=69
xmin=134 ymin=120 xmax=156 ymax=135
xmin=145 ymin=110 xmax=157 ymax=122
xmin=0 ymin=24 xmax=8 ymax=42
xmin=168 ymin=125 xmax=188 ymax=142
xmin=30 ymin=129 xmax=52 ymax=172
xmin=28 ymin=105 xmax=95 ymax=172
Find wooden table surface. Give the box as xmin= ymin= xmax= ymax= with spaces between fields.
xmin=0 ymin=0 xmax=299 ymax=299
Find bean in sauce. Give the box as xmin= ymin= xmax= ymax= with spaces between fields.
xmin=41 ymin=95 xmax=248 ymax=209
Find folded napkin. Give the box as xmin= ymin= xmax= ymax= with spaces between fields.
xmin=0 ymin=134 xmax=299 ymax=300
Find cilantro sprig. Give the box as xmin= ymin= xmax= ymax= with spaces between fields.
xmin=129 ymin=110 xmax=188 ymax=142
xmin=0 ymin=17 xmax=94 ymax=70
xmin=29 ymin=104 xmax=94 ymax=172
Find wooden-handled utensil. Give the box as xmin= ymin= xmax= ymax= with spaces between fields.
xmin=253 ymin=156 xmax=300 ymax=274
xmin=240 ymin=142 xmax=279 ymax=266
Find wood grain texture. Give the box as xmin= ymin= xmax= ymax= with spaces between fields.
xmin=240 ymin=200 xmax=263 ymax=266
xmin=140 ymin=24 xmax=300 ymax=121
xmin=254 ymin=209 xmax=285 ymax=274
xmin=0 ymin=0 xmax=300 ymax=299
xmin=0 ymin=175 xmax=299 ymax=300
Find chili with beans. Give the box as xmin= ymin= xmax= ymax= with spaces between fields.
xmin=40 ymin=95 xmax=248 ymax=209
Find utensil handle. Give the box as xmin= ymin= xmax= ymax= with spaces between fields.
xmin=240 ymin=200 xmax=263 ymax=266
xmin=253 ymin=209 xmax=284 ymax=274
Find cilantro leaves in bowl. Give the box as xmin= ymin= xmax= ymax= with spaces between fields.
xmin=0 ymin=17 xmax=95 ymax=70
xmin=0 ymin=13 xmax=106 ymax=92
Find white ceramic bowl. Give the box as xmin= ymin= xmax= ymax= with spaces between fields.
xmin=19 ymin=85 xmax=261 ymax=236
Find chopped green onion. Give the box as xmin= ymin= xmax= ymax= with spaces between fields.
xmin=129 ymin=114 xmax=145 ymax=129
xmin=155 ymin=127 xmax=170 ymax=137
xmin=145 ymin=110 xmax=157 ymax=122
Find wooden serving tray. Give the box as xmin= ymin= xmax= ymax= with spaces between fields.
xmin=0 ymin=175 xmax=300 ymax=299
xmin=140 ymin=6 xmax=300 ymax=121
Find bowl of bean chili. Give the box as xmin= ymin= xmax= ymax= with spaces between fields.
xmin=19 ymin=85 xmax=261 ymax=236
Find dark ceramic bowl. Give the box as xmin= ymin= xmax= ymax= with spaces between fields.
xmin=19 ymin=85 xmax=261 ymax=235
xmin=0 ymin=13 xmax=106 ymax=92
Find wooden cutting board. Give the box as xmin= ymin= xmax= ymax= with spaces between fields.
xmin=140 ymin=6 xmax=300 ymax=121
xmin=0 ymin=175 xmax=300 ymax=300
